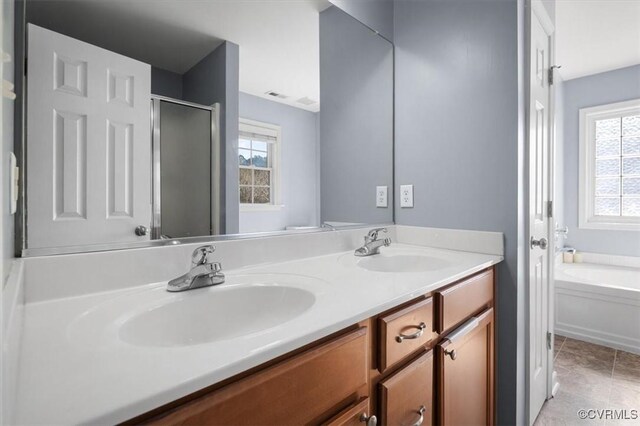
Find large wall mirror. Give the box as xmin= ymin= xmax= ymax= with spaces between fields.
xmin=18 ymin=0 xmax=393 ymax=254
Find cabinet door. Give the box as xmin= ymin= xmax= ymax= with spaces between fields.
xmin=380 ymin=350 xmax=433 ymax=426
xmin=437 ymin=308 xmax=494 ymax=426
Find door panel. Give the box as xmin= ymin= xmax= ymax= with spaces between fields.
xmin=27 ymin=24 xmax=151 ymax=249
xmin=528 ymin=8 xmax=552 ymax=422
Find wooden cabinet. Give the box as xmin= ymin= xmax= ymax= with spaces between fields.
xmin=148 ymin=327 xmax=369 ymax=426
xmin=324 ymin=397 xmax=372 ymax=426
xmin=378 ymin=297 xmax=435 ymax=372
xmin=379 ymin=351 xmax=433 ymax=426
xmin=131 ymin=267 xmax=496 ymax=426
xmin=436 ymin=308 xmax=494 ymax=426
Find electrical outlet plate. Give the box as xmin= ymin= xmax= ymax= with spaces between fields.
xmin=400 ymin=184 xmax=413 ymax=208
xmin=376 ymin=186 xmax=388 ymax=208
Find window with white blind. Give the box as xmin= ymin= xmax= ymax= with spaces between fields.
xmin=238 ymin=118 xmax=281 ymax=210
xmin=579 ymin=99 xmax=640 ymax=230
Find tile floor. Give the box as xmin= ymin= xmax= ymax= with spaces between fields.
xmin=534 ymin=335 xmax=640 ymax=425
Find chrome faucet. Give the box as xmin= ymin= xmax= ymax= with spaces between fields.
xmin=167 ymin=245 xmax=225 ymax=292
xmin=355 ymin=228 xmax=391 ymax=257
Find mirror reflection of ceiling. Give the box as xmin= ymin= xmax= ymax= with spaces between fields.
xmin=556 ymin=0 xmax=640 ymax=81
xmin=27 ymin=0 xmax=332 ymax=111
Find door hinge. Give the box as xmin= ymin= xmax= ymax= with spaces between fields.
xmin=547 ymin=332 xmax=552 ymax=350
xmin=24 ymin=57 xmax=27 ymax=76
xmin=547 ymin=201 xmax=553 ymax=218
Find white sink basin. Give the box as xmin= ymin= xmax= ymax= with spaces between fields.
xmin=357 ymin=254 xmax=451 ymax=273
xmin=119 ymin=285 xmax=315 ymax=347
xmin=68 ymin=274 xmax=324 ymax=349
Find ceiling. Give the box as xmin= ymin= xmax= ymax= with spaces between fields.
xmin=556 ymin=0 xmax=640 ymax=81
xmin=27 ymin=0 xmax=332 ymax=111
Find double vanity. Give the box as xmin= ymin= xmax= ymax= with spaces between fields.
xmin=7 ymin=225 xmax=503 ymax=425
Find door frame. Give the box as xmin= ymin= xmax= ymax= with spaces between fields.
xmin=525 ymin=1 xmax=556 ymax=425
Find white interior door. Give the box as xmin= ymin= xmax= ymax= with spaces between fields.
xmin=528 ymin=5 xmax=553 ymax=424
xmin=27 ymin=24 xmax=151 ymax=249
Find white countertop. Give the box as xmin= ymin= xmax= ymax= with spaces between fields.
xmin=15 ymin=244 xmax=501 ymax=424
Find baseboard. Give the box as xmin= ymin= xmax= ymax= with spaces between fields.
xmin=555 ymin=325 xmax=640 ymax=355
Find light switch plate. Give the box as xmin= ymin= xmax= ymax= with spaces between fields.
xmin=400 ymin=184 xmax=414 ymax=208
xmin=376 ymin=186 xmax=388 ymax=208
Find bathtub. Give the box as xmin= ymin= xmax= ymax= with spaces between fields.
xmin=555 ymin=261 xmax=640 ymax=354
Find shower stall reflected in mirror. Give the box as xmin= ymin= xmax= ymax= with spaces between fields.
xmin=151 ymin=97 xmax=220 ymax=240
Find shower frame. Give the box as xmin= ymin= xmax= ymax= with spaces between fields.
xmin=150 ymin=96 xmax=221 ymax=240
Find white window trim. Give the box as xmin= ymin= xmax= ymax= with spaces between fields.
xmin=579 ymin=99 xmax=640 ymax=231
xmin=239 ymin=118 xmax=283 ymax=212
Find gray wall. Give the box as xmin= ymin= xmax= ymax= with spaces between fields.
xmin=238 ymin=92 xmax=319 ymax=233
xmin=562 ymin=64 xmax=640 ymax=256
xmin=394 ymin=0 xmax=523 ymax=424
xmin=320 ymin=6 xmax=393 ymax=225
xmin=151 ymin=66 xmax=183 ymax=99
xmin=3 ymin=0 xmax=15 ymax=282
xmin=329 ymin=0 xmax=394 ymax=42
xmin=183 ymin=41 xmax=240 ymax=234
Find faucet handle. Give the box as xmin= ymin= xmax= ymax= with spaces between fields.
xmin=366 ymin=227 xmax=387 ymax=241
xmin=191 ymin=245 xmax=216 ymax=266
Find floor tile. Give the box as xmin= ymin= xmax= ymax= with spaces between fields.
xmin=556 ymin=334 xmax=567 ymax=347
xmin=535 ymin=391 xmax=605 ymax=426
xmin=612 ymin=350 xmax=640 ymax=390
xmin=608 ymin=382 xmax=640 ymax=408
xmin=556 ymin=349 xmax=615 ymax=379
xmin=562 ymin=337 xmax=617 ymax=361
xmin=555 ymin=334 xmax=567 ymax=359
xmin=556 ymin=365 xmax=612 ymax=404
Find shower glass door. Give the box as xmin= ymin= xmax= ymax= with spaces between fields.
xmin=152 ymin=97 xmax=218 ymax=239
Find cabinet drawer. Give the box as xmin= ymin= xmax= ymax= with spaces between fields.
xmin=324 ymin=397 xmax=371 ymax=426
xmin=378 ymin=297 xmax=435 ymax=372
xmin=150 ymin=327 xmax=369 ymax=426
xmin=379 ymin=350 xmax=433 ymax=426
xmin=435 ymin=269 xmax=493 ymax=333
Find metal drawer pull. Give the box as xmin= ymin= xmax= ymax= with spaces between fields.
xmin=396 ymin=322 xmax=426 ymax=343
xmin=445 ymin=317 xmax=479 ymax=344
xmin=444 ymin=348 xmax=457 ymax=360
xmin=359 ymin=413 xmax=377 ymax=426
xmin=410 ymin=406 xmax=427 ymax=426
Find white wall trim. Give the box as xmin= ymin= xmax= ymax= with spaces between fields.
xmin=555 ymin=325 xmax=640 ymax=355
xmin=531 ymin=0 xmax=555 ymax=36
xmin=578 ymin=99 xmax=640 ymax=231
